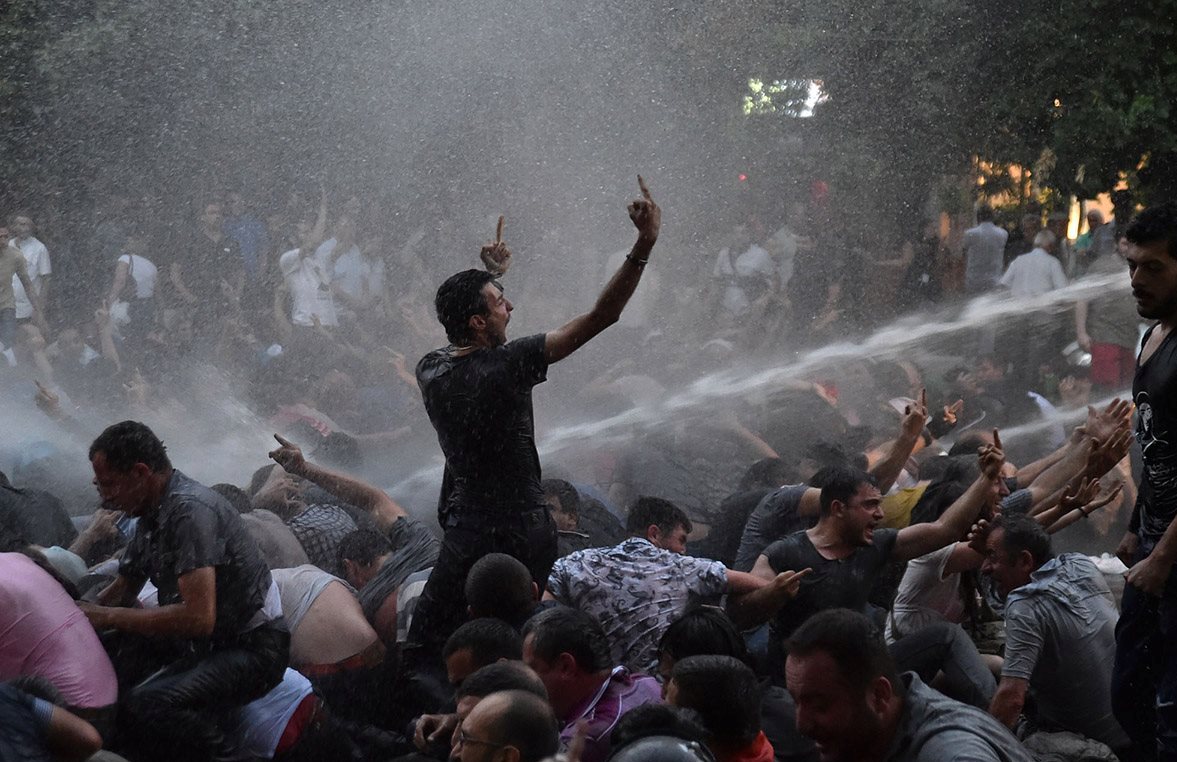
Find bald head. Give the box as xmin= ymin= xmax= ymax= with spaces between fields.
xmin=462 ymin=690 xmax=559 ymax=762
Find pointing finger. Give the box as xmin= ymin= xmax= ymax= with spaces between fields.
xmin=949 ymin=399 xmax=965 ymax=414
xmin=920 ymin=387 xmax=927 ymax=411
xmin=637 ymin=174 xmax=652 ymax=201
xmin=992 ymin=428 xmax=1003 ymax=452
xmin=273 ymin=433 xmax=294 ymax=448
xmin=495 ymin=215 xmax=504 ymax=243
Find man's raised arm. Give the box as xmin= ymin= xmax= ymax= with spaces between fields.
xmin=544 ymin=176 xmax=661 ymax=364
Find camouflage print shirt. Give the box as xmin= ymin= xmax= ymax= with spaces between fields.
xmin=547 ymin=538 xmax=728 ymax=672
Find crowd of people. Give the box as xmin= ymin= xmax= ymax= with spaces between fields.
xmin=2 ymin=175 xmax=1177 ymax=762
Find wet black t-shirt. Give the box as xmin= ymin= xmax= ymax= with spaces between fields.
xmin=733 ymin=484 xmax=814 ymax=572
xmin=120 ymin=470 xmax=274 ymax=642
xmin=1134 ymin=325 xmax=1177 ymax=541
xmin=762 ymin=527 xmax=899 ymax=677
xmin=417 ymin=334 xmax=549 ymax=524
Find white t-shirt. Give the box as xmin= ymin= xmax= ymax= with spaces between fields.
xmin=117 ymin=254 xmax=158 ymax=299
xmin=1000 ymin=248 xmax=1068 ymax=299
xmin=886 ymin=544 xmax=966 ymax=642
xmin=12 ymin=236 xmax=50 ymax=318
xmin=320 ymin=238 xmax=385 ymax=305
xmin=228 ymin=668 xmax=313 ymax=759
xmin=713 ymin=243 xmax=775 ymax=316
xmin=279 ymin=247 xmax=339 ymax=327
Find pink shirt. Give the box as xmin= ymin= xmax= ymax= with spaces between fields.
xmin=0 ymin=553 xmax=118 ymax=708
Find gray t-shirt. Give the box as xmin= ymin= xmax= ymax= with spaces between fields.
xmin=885 ymin=673 xmax=1033 ymax=761
xmin=1002 ymin=554 xmax=1129 ymax=751
xmin=734 ymin=484 xmax=812 ymax=572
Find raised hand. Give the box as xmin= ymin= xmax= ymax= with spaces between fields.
xmin=1060 ymin=478 xmax=1100 ymax=513
xmin=628 ymin=175 xmax=661 ymax=243
xmin=927 ymin=398 xmax=964 ymax=439
xmin=967 ymin=514 xmax=999 ymax=555
xmin=1084 ymin=398 xmax=1132 ymax=444
xmin=269 ymin=433 xmax=307 ymax=475
xmin=480 ymin=215 xmax=512 ymax=276
xmin=901 ymin=388 xmax=930 ymax=439
xmin=979 ymin=429 xmax=1005 ymax=480
xmin=33 ymin=379 xmax=63 ymax=419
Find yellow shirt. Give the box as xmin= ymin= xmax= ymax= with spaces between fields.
xmin=882 ymin=483 xmax=929 ymax=529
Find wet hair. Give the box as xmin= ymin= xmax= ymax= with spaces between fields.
xmin=658 ymin=607 xmax=749 ymax=665
xmin=909 ymin=455 xmax=981 ymax=525
xmin=336 ymin=528 xmax=392 ymax=568
xmin=465 ymin=553 xmax=536 ymax=625
xmin=992 ymin=513 xmax=1054 ymax=567
xmin=737 ymin=457 xmax=794 ymax=492
xmin=817 ymin=465 xmax=877 ymax=515
xmin=477 ymin=690 xmax=560 ymax=762
xmin=443 ymin=618 xmax=523 ymax=665
xmin=976 ymin=204 xmax=994 ymax=222
xmin=89 ymin=420 xmax=171 ymax=473
xmin=455 ymin=661 xmax=548 ymax=702
xmin=522 ymin=606 xmax=611 ymax=673
xmin=805 ymin=441 xmax=853 ymax=472
xmin=611 ymin=704 xmax=709 ymax=751
xmin=626 ymin=496 xmax=692 ymax=537
xmin=247 ymin=463 xmax=280 ymax=498
xmin=1126 ymin=203 xmax=1177 ymax=260
xmin=670 ymin=655 xmax=762 ymax=747
xmin=541 ymin=478 xmax=581 ymax=518
xmin=212 ymin=483 xmax=252 ymax=514
xmin=786 ymin=609 xmax=903 ymax=695
xmin=435 ymin=269 xmax=499 ymax=344
xmin=947 ymin=431 xmax=991 ymax=457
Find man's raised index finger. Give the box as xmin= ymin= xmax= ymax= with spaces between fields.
xmin=637 ymin=175 xmax=652 ymax=201
xmin=273 ymin=433 xmax=294 ymax=447
xmin=992 ymin=428 xmax=1003 ymax=452
xmin=495 ymin=215 xmax=504 ymax=243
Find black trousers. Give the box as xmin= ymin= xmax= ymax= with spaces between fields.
xmin=107 ymin=622 xmax=290 ymax=762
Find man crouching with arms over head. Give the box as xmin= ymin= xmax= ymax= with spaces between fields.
xmin=81 ymin=420 xmax=288 ymax=762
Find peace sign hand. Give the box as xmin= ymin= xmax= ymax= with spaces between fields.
xmin=628 ymin=175 xmax=661 ymax=243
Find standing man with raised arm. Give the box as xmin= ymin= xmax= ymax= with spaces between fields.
xmin=407 ymin=177 xmax=661 ymax=669
xmin=1112 ymin=203 xmax=1177 ymax=759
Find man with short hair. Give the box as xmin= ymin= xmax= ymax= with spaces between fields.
xmin=980 ymin=515 xmax=1129 ymax=754
xmin=443 ymin=618 xmax=523 ymax=689
xmin=1113 ymin=202 xmax=1177 ymax=759
xmin=1000 ymin=229 xmax=1068 ymax=299
xmin=547 ymin=496 xmax=808 ymax=672
xmin=522 ymin=606 xmax=661 ymax=762
xmin=752 ymin=448 xmax=1005 ymax=681
xmin=960 ymin=205 xmax=1009 ymax=295
xmin=466 ymin=553 xmax=545 ymax=629
xmin=170 ymin=200 xmax=244 ymax=319
xmin=667 ymin=655 xmax=774 ymax=762
xmin=79 ymin=421 xmax=288 ymax=762
xmin=408 ymin=179 xmax=660 ymax=666
xmin=455 ymin=689 xmax=560 ymax=762
xmin=786 ymin=609 xmax=1031 ymax=761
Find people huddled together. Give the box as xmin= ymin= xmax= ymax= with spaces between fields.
xmin=2 ymin=183 xmax=1177 ymax=762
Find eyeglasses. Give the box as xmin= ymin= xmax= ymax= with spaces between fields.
xmin=455 ymin=729 xmax=507 ymax=752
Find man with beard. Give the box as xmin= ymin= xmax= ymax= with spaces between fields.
xmin=1113 ymin=202 xmax=1177 ymax=758
xmin=407 ymin=178 xmax=660 ymax=669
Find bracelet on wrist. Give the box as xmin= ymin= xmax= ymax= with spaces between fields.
xmin=626 ymin=254 xmax=649 ymax=267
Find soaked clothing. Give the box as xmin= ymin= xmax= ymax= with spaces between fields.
xmin=884 ymin=673 xmax=1032 ymax=761
xmin=416 ymin=333 xmax=549 ymax=523
xmin=1003 ymin=554 xmax=1128 ymax=751
xmin=0 ymin=683 xmax=55 ymax=762
xmin=0 ymin=483 xmax=77 ymax=548
xmin=356 ymin=516 xmax=439 ymax=623
xmin=1132 ymin=324 xmax=1177 ymax=541
xmin=548 ymin=537 xmax=729 ymax=671
xmin=762 ymin=528 xmax=898 ymax=678
xmin=733 ymin=485 xmax=812 ymax=572
xmin=560 ymin=666 xmax=662 ymax=762
xmin=287 ymin=504 xmax=357 ymax=576
xmin=119 ymin=470 xmax=274 ymax=641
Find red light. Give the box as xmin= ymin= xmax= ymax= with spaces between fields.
xmin=738 ymin=173 xmax=748 ymax=182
